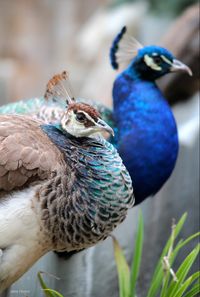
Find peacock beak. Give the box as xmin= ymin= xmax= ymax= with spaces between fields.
xmin=96 ymin=119 xmax=114 ymax=137
xmin=170 ymin=59 xmax=193 ymax=76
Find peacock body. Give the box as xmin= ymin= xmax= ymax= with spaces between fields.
xmin=113 ymin=70 xmax=178 ymax=201
xmin=110 ymin=27 xmax=191 ymax=203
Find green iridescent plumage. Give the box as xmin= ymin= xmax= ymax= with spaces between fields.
xmin=0 ymin=97 xmax=114 ymax=128
xmin=40 ymin=124 xmax=134 ymax=250
xmin=0 ymin=97 xmax=45 ymax=114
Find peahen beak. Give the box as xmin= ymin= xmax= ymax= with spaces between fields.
xmin=170 ymin=59 xmax=193 ymax=76
xmin=96 ymin=119 xmax=114 ymax=136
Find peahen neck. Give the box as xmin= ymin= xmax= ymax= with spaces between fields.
xmin=112 ymin=66 xmax=179 ymax=204
xmin=39 ymin=124 xmax=134 ymax=250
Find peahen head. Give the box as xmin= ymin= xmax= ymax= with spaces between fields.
xmin=61 ymin=102 xmax=114 ymax=137
xmin=44 ymin=71 xmax=114 ymax=138
xmin=110 ymin=26 xmax=192 ymax=80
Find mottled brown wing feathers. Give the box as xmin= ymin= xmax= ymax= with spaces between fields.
xmin=0 ymin=115 xmax=64 ymax=191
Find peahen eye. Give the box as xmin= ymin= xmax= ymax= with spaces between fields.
xmin=153 ymin=56 xmax=162 ymax=65
xmin=76 ymin=112 xmax=86 ymax=123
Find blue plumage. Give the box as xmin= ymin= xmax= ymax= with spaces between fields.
xmin=113 ymin=73 xmax=178 ymax=201
xmin=110 ymin=29 xmax=190 ymax=204
xmin=131 ymin=46 xmax=174 ymax=80
xmin=137 ymin=46 xmax=174 ymax=60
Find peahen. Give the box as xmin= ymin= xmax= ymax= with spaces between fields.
xmin=0 ymin=72 xmax=134 ymax=292
xmin=0 ymin=27 xmax=192 ymax=205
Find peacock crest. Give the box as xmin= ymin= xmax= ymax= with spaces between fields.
xmin=110 ymin=26 xmax=143 ymax=70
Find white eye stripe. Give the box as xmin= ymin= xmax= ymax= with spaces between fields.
xmin=161 ymin=55 xmax=172 ymax=65
xmin=75 ymin=110 xmax=97 ymax=125
xmin=144 ymin=55 xmax=161 ymax=71
xmin=144 ymin=54 xmax=172 ymax=71
xmin=60 ymin=109 xmax=102 ymax=138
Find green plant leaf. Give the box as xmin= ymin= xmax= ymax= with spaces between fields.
xmin=156 ymin=213 xmax=187 ymax=276
xmin=160 ymin=232 xmax=200 ymax=297
xmin=173 ymin=271 xmax=200 ymax=297
xmin=130 ymin=210 xmax=144 ymax=297
xmin=183 ymin=281 xmax=200 ymax=297
xmin=44 ymin=289 xmax=64 ymax=297
xmin=112 ymin=212 xmax=199 ymax=297
xmin=162 ymin=232 xmax=200 ymax=292
xmin=112 ymin=235 xmax=130 ymax=297
xmin=160 ymin=268 xmax=171 ymax=297
xmin=173 ymin=232 xmax=200 ymax=256
xmin=173 ymin=276 xmax=195 ymax=297
xmin=38 ymin=272 xmax=59 ymax=297
xmin=167 ymin=244 xmax=200 ymax=297
xmin=147 ymin=213 xmax=188 ymax=297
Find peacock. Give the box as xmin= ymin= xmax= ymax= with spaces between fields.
xmin=110 ymin=26 xmax=192 ymax=203
xmin=0 ymin=72 xmax=134 ymax=292
xmin=0 ymin=27 xmax=192 ymax=205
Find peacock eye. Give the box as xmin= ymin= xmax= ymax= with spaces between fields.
xmin=153 ymin=56 xmax=162 ymax=65
xmin=76 ymin=112 xmax=86 ymax=123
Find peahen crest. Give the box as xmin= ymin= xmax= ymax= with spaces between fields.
xmin=44 ymin=70 xmax=75 ymax=105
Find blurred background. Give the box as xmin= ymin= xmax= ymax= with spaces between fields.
xmin=0 ymin=0 xmax=199 ymax=106
xmin=0 ymin=0 xmax=199 ymax=297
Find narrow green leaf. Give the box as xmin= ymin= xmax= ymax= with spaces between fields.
xmin=38 ymin=272 xmax=58 ymax=297
xmin=130 ymin=211 xmax=144 ymax=297
xmin=161 ymin=233 xmax=200 ymax=297
xmin=160 ymin=269 xmax=171 ymax=297
xmin=112 ymin=236 xmax=130 ymax=297
xmin=156 ymin=213 xmax=187 ymax=277
xmin=173 ymin=272 xmax=200 ymax=297
xmin=160 ymin=240 xmax=184 ymax=297
xmin=38 ymin=272 xmax=49 ymax=291
xmin=173 ymin=232 xmax=200 ymax=256
xmin=183 ymin=282 xmax=200 ymax=297
xmin=167 ymin=244 xmax=200 ymax=297
xmin=187 ymin=271 xmax=200 ymax=285
xmin=147 ymin=213 xmax=187 ymax=297
xmin=173 ymin=276 xmax=195 ymax=297
xmin=44 ymin=289 xmax=64 ymax=297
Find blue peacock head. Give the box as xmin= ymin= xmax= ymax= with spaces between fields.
xmin=110 ymin=26 xmax=192 ymax=80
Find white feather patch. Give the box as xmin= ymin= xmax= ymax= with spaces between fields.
xmin=0 ymin=186 xmax=46 ymax=291
xmin=116 ymin=31 xmax=143 ymax=69
xmin=161 ymin=55 xmax=172 ymax=65
xmin=144 ymin=55 xmax=162 ymax=71
xmin=0 ymin=186 xmax=40 ymax=248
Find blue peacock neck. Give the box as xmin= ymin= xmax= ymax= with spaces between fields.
xmin=112 ymin=65 xmax=179 ymax=203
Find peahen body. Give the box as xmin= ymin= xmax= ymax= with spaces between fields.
xmin=0 ymin=72 xmax=134 ymax=291
xmin=0 ymin=27 xmax=192 ymax=205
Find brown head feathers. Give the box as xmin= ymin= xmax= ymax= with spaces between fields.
xmin=44 ymin=71 xmax=101 ymax=121
xmin=68 ymin=103 xmax=101 ymax=122
xmin=44 ymin=70 xmax=74 ymax=104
